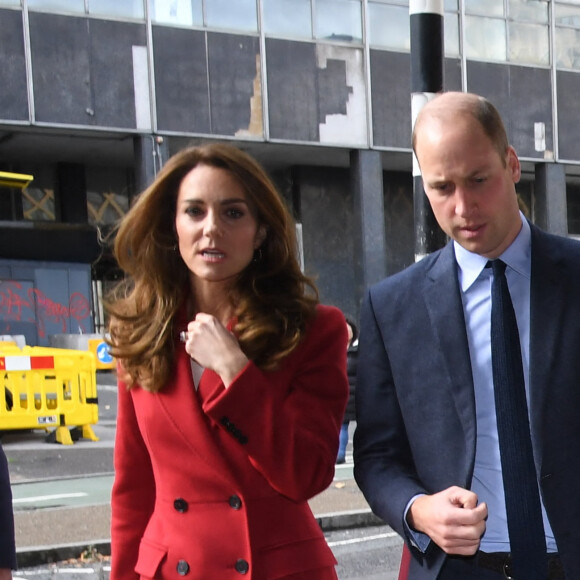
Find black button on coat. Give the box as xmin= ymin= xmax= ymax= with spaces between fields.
xmin=235 ymin=559 xmax=249 ymax=574
xmin=176 ymin=560 xmax=190 ymax=575
xmin=173 ymin=498 xmax=188 ymax=513
xmin=229 ymin=495 xmax=242 ymax=510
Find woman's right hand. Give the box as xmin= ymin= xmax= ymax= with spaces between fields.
xmin=182 ymin=313 xmax=249 ymax=387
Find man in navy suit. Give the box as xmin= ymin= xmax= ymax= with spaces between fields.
xmin=354 ymin=91 xmax=580 ymax=579
xmin=0 ymin=442 xmax=15 ymax=580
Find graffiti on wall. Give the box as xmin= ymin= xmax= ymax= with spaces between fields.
xmin=0 ymin=280 xmax=90 ymax=338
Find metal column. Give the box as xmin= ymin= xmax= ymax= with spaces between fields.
xmin=410 ymin=0 xmax=446 ymax=260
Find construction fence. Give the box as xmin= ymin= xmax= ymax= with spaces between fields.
xmin=0 ymin=342 xmax=99 ymax=445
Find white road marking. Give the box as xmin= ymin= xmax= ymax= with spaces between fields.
xmin=13 ymin=492 xmax=87 ymax=504
xmin=327 ymin=531 xmax=398 ymax=547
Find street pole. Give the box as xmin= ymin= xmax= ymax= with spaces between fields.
xmin=410 ymin=0 xmax=447 ymax=261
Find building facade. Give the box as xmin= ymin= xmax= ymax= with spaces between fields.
xmin=1 ymin=0 xmax=580 ymax=344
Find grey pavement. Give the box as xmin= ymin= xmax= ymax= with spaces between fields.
xmin=3 ymin=371 xmax=385 ymax=570
xmin=12 ymin=461 xmax=384 ymax=569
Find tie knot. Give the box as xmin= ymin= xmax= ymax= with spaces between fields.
xmin=487 ymin=259 xmax=507 ymax=276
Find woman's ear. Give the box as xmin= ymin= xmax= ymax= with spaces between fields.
xmin=254 ymin=224 xmax=268 ymax=249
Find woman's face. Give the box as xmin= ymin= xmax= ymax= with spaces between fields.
xmin=175 ymin=163 xmax=266 ymax=290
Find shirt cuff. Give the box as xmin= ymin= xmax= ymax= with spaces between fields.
xmin=404 ymin=494 xmax=431 ymax=553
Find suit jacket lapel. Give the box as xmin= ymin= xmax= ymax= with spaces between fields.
xmin=529 ymin=226 xmax=568 ymax=459
xmin=423 ymin=243 xmax=477 ymax=478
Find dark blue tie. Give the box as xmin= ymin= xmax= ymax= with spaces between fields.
xmin=489 ymin=259 xmax=547 ymax=579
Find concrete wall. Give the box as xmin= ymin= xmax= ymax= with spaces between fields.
xmin=294 ymin=166 xmax=358 ymax=319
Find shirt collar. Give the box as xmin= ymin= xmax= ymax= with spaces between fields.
xmin=454 ymin=212 xmax=531 ymax=292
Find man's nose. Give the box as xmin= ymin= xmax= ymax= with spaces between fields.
xmin=455 ymin=187 xmax=476 ymax=217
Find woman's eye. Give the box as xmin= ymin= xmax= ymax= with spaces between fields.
xmin=226 ymin=208 xmax=244 ymax=219
xmin=185 ymin=206 xmax=203 ymax=217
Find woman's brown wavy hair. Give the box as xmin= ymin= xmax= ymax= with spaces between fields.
xmin=105 ymin=143 xmax=319 ymax=392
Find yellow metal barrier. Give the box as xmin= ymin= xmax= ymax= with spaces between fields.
xmin=0 ymin=344 xmax=99 ymax=445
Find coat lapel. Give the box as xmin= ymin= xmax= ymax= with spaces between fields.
xmin=422 ymin=243 xmax=477 ymax=477
xmin=156 ymin=343 xmax=237 ymax=486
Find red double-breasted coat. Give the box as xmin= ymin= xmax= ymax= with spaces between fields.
xmin=111 ymin=305 xmax=349 ymax=580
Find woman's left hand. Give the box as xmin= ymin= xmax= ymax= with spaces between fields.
xmin=183 ymin=313 xmax=249 ymax=387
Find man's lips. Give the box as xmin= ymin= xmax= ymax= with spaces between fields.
xmin=459 ymin=223 xmax=485 ymax=236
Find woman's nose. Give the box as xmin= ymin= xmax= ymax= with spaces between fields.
xmin=203 ymin=212 xmax=221 ymax=237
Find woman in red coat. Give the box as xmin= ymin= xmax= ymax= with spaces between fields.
xmin=106 ymin=143 xmax=349 ymax=580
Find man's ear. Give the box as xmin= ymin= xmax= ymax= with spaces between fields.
xmin=507 ymin=146 xmax=521 ymax=183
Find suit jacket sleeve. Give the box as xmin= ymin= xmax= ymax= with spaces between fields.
xmin=353 ymin=289 xmax=426 ymax=539
xmin=202 ymin=304 xmax=349 ymax=502
xmin=0 ymin=442 xmax=16 ymax=570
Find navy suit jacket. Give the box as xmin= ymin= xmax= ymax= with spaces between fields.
xmin=0 ymin=442 xmax=16 ymax=570
xmin=354 ymin=223 xmax=580 ymax=580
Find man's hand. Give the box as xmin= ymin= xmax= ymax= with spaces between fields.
xmin=407 ymin=486 xmax=487 ymax=555
xmin=0 ymin=569 xmax=13 ymax=580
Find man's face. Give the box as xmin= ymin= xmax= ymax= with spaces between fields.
xmin=415 ymin=114 xmax=522 ymax=259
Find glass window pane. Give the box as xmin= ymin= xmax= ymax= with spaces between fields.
xmin=509 ymin=22 xmax=549 ymax=65
xmin=368 ymin=3 xmax=409 ymax=50
xmin=445 ymin=0 xmax=458 ymax=9
xmin=151 ymin=0 xmax=202 ymax=25
xmin=0 ymin=0 xmax=20 ymax=6
xmin=315 ymin=0 xmax=362 ymax=43
xmin=150 ymin=0 xmax=199 ymax=25
xmin=555 ymin=4 xmax=580 ymax=27
xmin=205 ymin=0 xmax=257 ymax=32
xmin=509 ymin=0 xmax=547 ymax=24
xmin=23 ymin=188 xmax=55 ymax=221
xmin=465 ymin=15 xmax=506 ymax=61
xmin=465 ymin=0 xmax=504 ymax=17
xmin=27 ymin=0 xmax=84 ymax=12
xmin=444 ymin=12 xmax=459 ymax=57
xmin=89 ymin=0 xmax=144 ymax=18
xmin=371 ymin=0 xmax=407 ymax=5
xmin=556 ymin=27 xmax=580 ymax=69
xmin=263 ymin=0 xmax=311 ymax=38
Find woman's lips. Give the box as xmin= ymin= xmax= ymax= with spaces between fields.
xmin=201 ymin=249 xmax=225 ymax=260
